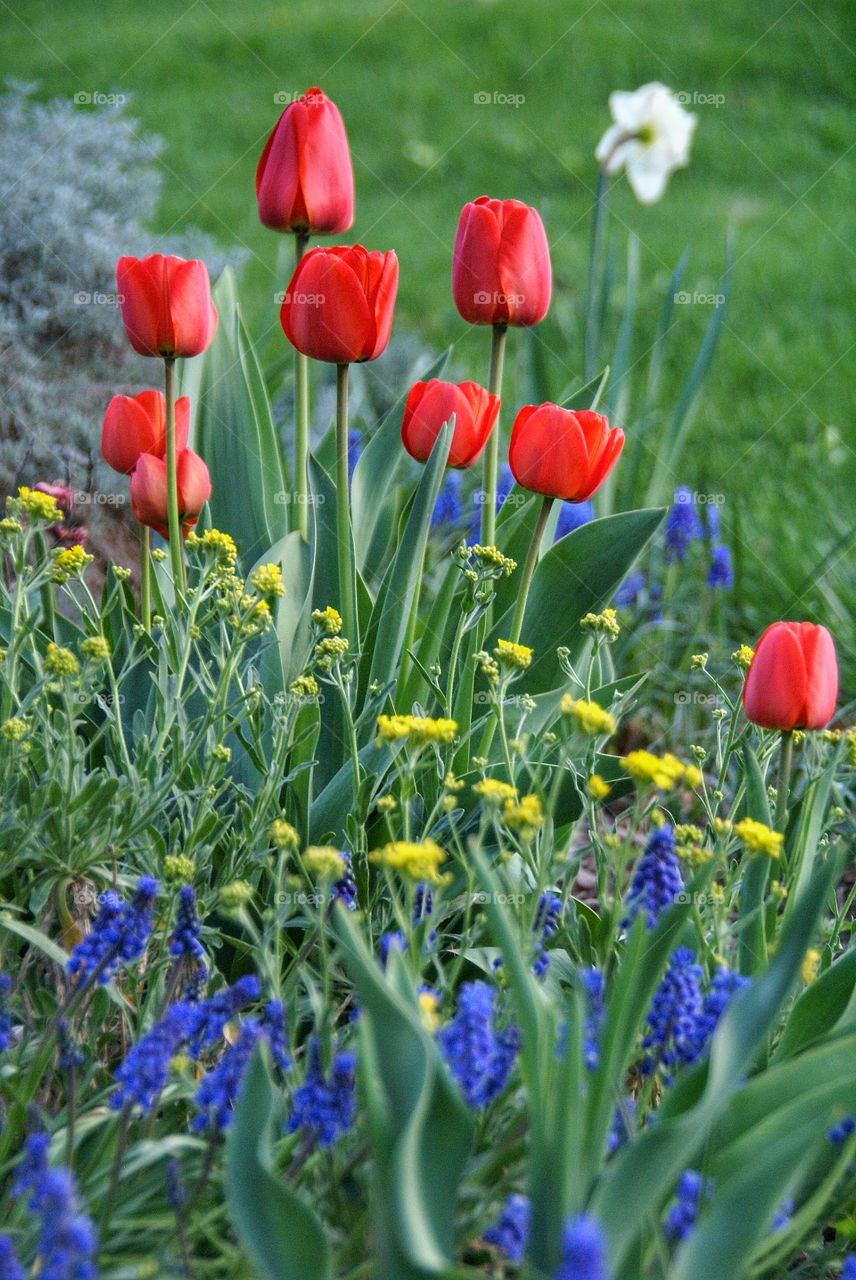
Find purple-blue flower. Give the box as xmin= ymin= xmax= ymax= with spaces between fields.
xmin=555 ymin=1214 xmax=607 ymax=1280
xmin=484 ymin=1193 xmax=530 ymax=1263
xmin=555 ymin=500 xmax=594 ymax=540
xmin=193 ymin=1019 xmax=265 ymax=1132
xmin=287 ymin=1038 xmax=356 ymax=1148
xmin=111 ymin=1002 xmax=197 ymax=1113
xmin=66 ymin=877 xmax=159 ymax=987
xmin=331 ymin=852 xmax=358 ymax=911
xmin=0 ymin=1236 xmax=26 ymax=1280
xmin=170 ymin=886 xmax=204 ymax=962
xmin=14 ymin=1133 xmax=99 ymax=1280
xmin=622 ymin=826 xmax=683 ymax=930
xmin=439 ymin=981 xmax=519 ymax=1108
xmin=643 ymin=947 xmax=704 ymax=1081
xmin=665 ymin=1169 xmax=709 ymax=1244
xmin=433 ymin=471 xmax=463 ymax=527
xmin=665 ymin=488 xmax=703 ymax=562
xmin=707 ymin=544 xmax=734 ymax=590
xmin=581 ymin=967 xmax=606 ymax=1071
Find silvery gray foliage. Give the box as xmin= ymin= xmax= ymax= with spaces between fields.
xmin=0 ymin=81 xmax=238 ymax=517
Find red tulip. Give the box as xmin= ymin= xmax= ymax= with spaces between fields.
xmin=102 ymin=391 xmax=190 ymax=475
xmin=256 ymin=87 xmax=355 ymax=235
xmin=401 ymin=379 xmax=500 ymax=469
xmin=130 ymin=449 xmax=211 ymax=538
xmin=280 ymin=245 xmax=398 ymax=364
xmin=452 ymin=196 xmax=552 ymax=327
xmin=509 ymin=404 xmax=624 ymax=502
xmin=117 ymin=254 xmax=218 ymax=359
xmin=743 ymin=622 xmax=838 ymax=730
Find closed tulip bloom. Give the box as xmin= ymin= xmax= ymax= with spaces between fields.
xmin=509 ymin=404 xmax=624 ymax=502
xmin=256 ymin=86 xmax=355 ymax=235
xmin=402 ymin=379 xmax=500 ymax=469
xmin=102 ymin=391 xmax=190 ymax=475
xmin=280 ymin=245 xmax=398 ymax=364
xmin=130 ymin=449 xmax=211 ymax=538
xmin=743 ymin=622 xmax=838 ymax=730
xmin=117 ymin=254 xmax=218 ymax=359
xmin=452 ymin=197 xmax=552 ymax=327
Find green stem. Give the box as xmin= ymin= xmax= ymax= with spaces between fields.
xmin=164 ymin=357 xmax=186 ymax=596
xmin=480 ymin=323 xmax=507 ymax=546
xmin=35 ymin=531 xmax=57 ymax=639
xmin=509 ymin=496 xmax=553 ymax=644
xmin=141 ymin=526 xmax=152 ymax=631
xmin=584 ymin=167 xmax=609 ymax=380
xmin=335 ymin=363 xmax=357 ymax=645
xmin=294 ymin=231 xmax=310 ymax=541
xmin=774 ymin=729 xmax=794 ymax=833
xmin=396 ymin=541 xmax=425 ymax=701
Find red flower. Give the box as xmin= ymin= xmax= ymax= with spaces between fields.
xmin=117 ymin=254 xmax=218 ymax=359
xmin=130 ymin=449 xmax=211 ymax=539
xmin=743 ymin=622 xmax=838 ymax=730
xmin=452 ymin=196 xmax=552 ymax=327
xmin=102 ymin=391 xmax=190 ymax=475
xmin=256 ymin=86 xmax=355 ymax=235
xmin=401 ymin=379 xmax=500 ymax=469
xmin=509 ymin=404 xmax=624 ymax=501
xmin=280 ymin=245 xmax=398 ymax=364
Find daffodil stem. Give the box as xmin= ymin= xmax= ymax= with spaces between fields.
xmin=294 ymin=231 xmax=310 ymax=541
xmin=335 ymin=362 xmax=357 ymax=646
xmin=141 ymin=526 xmax=152 ymax=631
xmin=480 ymin=323 xmax=507 ymax=546
xmin=774 ymin=730 xmax=794 ymax=833
xmin=164 ymin=357 xmax=186 ymax=596
xmin=585 ymin=167 xmax=609 ymax=380
xmin=510 ymin=496 xmax=553 ymax=645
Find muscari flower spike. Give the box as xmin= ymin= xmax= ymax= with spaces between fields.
xmin=14 ymin=1132 xmax=99 ymax=1280
xmin=287 ymin=1037 xmax=357 ymax=1149
xmin=66 ymin=876 xmax=159 ymax=987
xmin=170 ymin=885 xmax=205 ymax=962
xmin=665 ymin=1169 xmax=709 ymax=1244
xmin=665 ymin=486 xmax=703 ymax=562
xmin=643 ymin=947 xmax=704 ymax=1081
xmin=438 ymin=981 xmax=520 ymax=1109
xmin=581 ymin=967 xmax=607 ymax=1071
xmin=555 ymin=1214 xmax=607 ymax=1280
xmin=622 ymin=825 xmax=683 ymax=930
xmin=484 ymin=1193 xmax=530 ymax=1263
xmin=707 ymin=543 xmax=734 ymax=590
xmin=432 ymin=471 xmax=463 ymax=527
xmin=0 ymin=1235 xmax=26 ymax=1280
xmin=193 ymin=1019 xmax=265 ymax=1132
xmin=331 ymin=851 xmax=358 ymax=911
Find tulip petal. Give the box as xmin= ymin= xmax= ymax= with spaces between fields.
xmin=743 ymin=623 xmax=807 ymax=730
xmin=798 ymin=623 xmax=838 ymax=728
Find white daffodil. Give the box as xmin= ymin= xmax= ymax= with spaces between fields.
xmin=595 ymin=83 xmax=697 ymax=204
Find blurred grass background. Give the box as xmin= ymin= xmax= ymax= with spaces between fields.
xmin=4 ymin=0 xmax=856 ymax=659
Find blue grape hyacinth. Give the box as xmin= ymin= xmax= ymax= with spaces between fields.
xmin=66 ymin=876 xmax=159 ymax=987
xmin=484 ymin=1193 xmax=530 ymax=1263
xmin=287 ymin=1037 xmax=357 ymax=1149
xmin=665 ymin=487 xmax=703 ymax=562
xmin=439 ymin=981 xmax=519 ymax=1108
xmin=622 ymin=825 xmax=684 ymax=930
xmin=555 ymin=1214 xmax=607 ymax=1280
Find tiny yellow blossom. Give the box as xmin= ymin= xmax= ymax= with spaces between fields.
xmin=587 ymin=774 xmax=611 ymax=801
xmin=502 ymin=793 xmax=543 ymax=837
xmin=473 ymin=778 xmax=518 ymax=804
xmin=734 ymin=817 xmax=784 ymax=859
xmin=444 ymin=770 xmax=465 ymax=793
xmin=369 ymin=839 xmax=447 ymax=884
xmin=801 ymin=948 xmax=821 ymax=984
xmin=220 ymin=880 xmax=254 ymax=911
xmin=823 ymin=729 xmax=842 ymax=744
xmin=469 ymin=544 xmax=517 ymax=576
xmin=44 ymin=643 xmax=79 ymax=679
xmin=713 ymin=817 xmax=733 ymax=837
xmin=376 ymin=715 xmax=458 ymax=747
xmin=151 ymin=547 xmax=167 ymax=562
xmin=163 ymin=855 xmax=196 ymax=884
xmin=81 ymin=636 xmax=110 ymax=662
xmin=732 ymin=644 xmax=755 ymax=670
xmin=314 ymin=635 xmax=349 ymax=671
xmin=846 ymin=728 xmax=856 ymax=768
xmin=494 ymin=638 xmax=533 ymax=670
xmin=621 ymin=750 xmax=696 ymax=791
xmin=15 ymin=486 xmax=61 ymax=522
xmin=0 ymin=716 xmax=28 ymax=742
xmin=418 ymin=990 xmax=442 ymax=1033
xmin=113 ymin=566 xmax=132 ymax=581
xmin=376 ymin=794 xmax=397 ymax=813
xmin=289 ymin=674 xmax=320 ymax=700
xmin=690 ymin=653 xmax=709 ymax=670
xmin=303 ymin=846 xmax=346 ymax=879
xmin=561 ymin=696 xmax=617 ymax=737
xmin=186 ymin=528 xmax=238 ymax=564
xmin=580 ymin=608 xmax=620 ymax=638
xmin=250 ymin=563 xmax=285 ymax=599
xmin=52 ymin=545 xmax=92 ymax=583
xmin=212 ymin=744 xmax=232 ymax=764
xmin=0 ymin=517 xmax=23 ymax=536
xmin=270 ymin=819 xmax=300 ymax=850
xmin=312 ymin=606 xmax=343 ymax=635
xmin=474 ymin=650 xmax=500 ymax=685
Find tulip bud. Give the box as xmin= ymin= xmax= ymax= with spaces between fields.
xmin=509 ymin=404 xmax=624 ymax=502
xmin=117 ymin=254 xmax=218 ymax=359
xmin=280 ymin=244 xmax=398 ymax=364
xmin=102 ymin=391 xmax=190 ymax=475
xmin=130 ymin=449 xmax=211 ymax=538
xmin=452 ymin=196 xmax=552 ymax=327
xmin=256 ymin=87 xmax=355 ymax=235
xmin=743 ymin=622 xmax=838 ymax=730
xmin=402 ymin=379 xmax=500 ymax=469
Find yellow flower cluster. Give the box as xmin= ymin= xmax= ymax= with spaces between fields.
xmin=621 ymin=750 xmax=702 ymax=791
xmin=163 ymin=854 xmax=196 ymax=884
xmin=734 ymin=817 xmax=784 ymax=859
xmin=186 ymin=528 xmax=238 ymax=564
xmin=270 ymin=819 xmax=300 ymax=850
xmin=845 ymin=728 xmax=856 ymax=768
xmin=369 ymin=839 xmax=447 ymax=884
xmin=561 ymin=696 xmax=617 ymax=737
xmin=290 ymin=674 xmax=320 ymax=699
xmin=220 ymin=880 xmax=253 ymax=910
xmin=376 ymin=715 xmax=458 ymax=747
xmin=494 ymin=639 xmax=533 ymax=670
xmin=303 ymin=846 xmax=346 ymax=879
xmin=314 ymin=635 xmax=349 ymax=671
xmin=0 ymin=716 xmax=28 ymax=742
xmin=468 ymin=544 xmax=517 ymax=576
xmin=502 ymin=793 xmax=543 ymax=836
xmin=44 ymin=643 xmax=79 ymax=679
xmin=732 ymin=644 xmax=755 ymax=670
xmin=14 ymin=486 xmax=61 ymax=522
xmin=52 ymin=545 xmax=92 ymax=583
xmin=473 ymin=777 xmax=518 ymax=804
xmin=802 ymin=947 xmax=821 ymax=984
xmin=312 ymin=606 xmax=343 ymax=635
xmin=250 ymin=563 xmax=285 ymax=599
xmin=674 ymin=824 xmax=713 ymax=867
xmin=81 ymin=636 xmax=110 ymax=662
xmin=0 ymin=517 xmax=23 ymax=536
xmin=580 ymin=608 xmax=620 ymax=638
xmin=587 ymin=773 xmax=611 ymax=800
xmin=418 ymin=989 xmax=442 ymax=1033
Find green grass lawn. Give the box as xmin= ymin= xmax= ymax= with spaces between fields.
xmin=4 ymin=0 xmax=856 ymax=639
